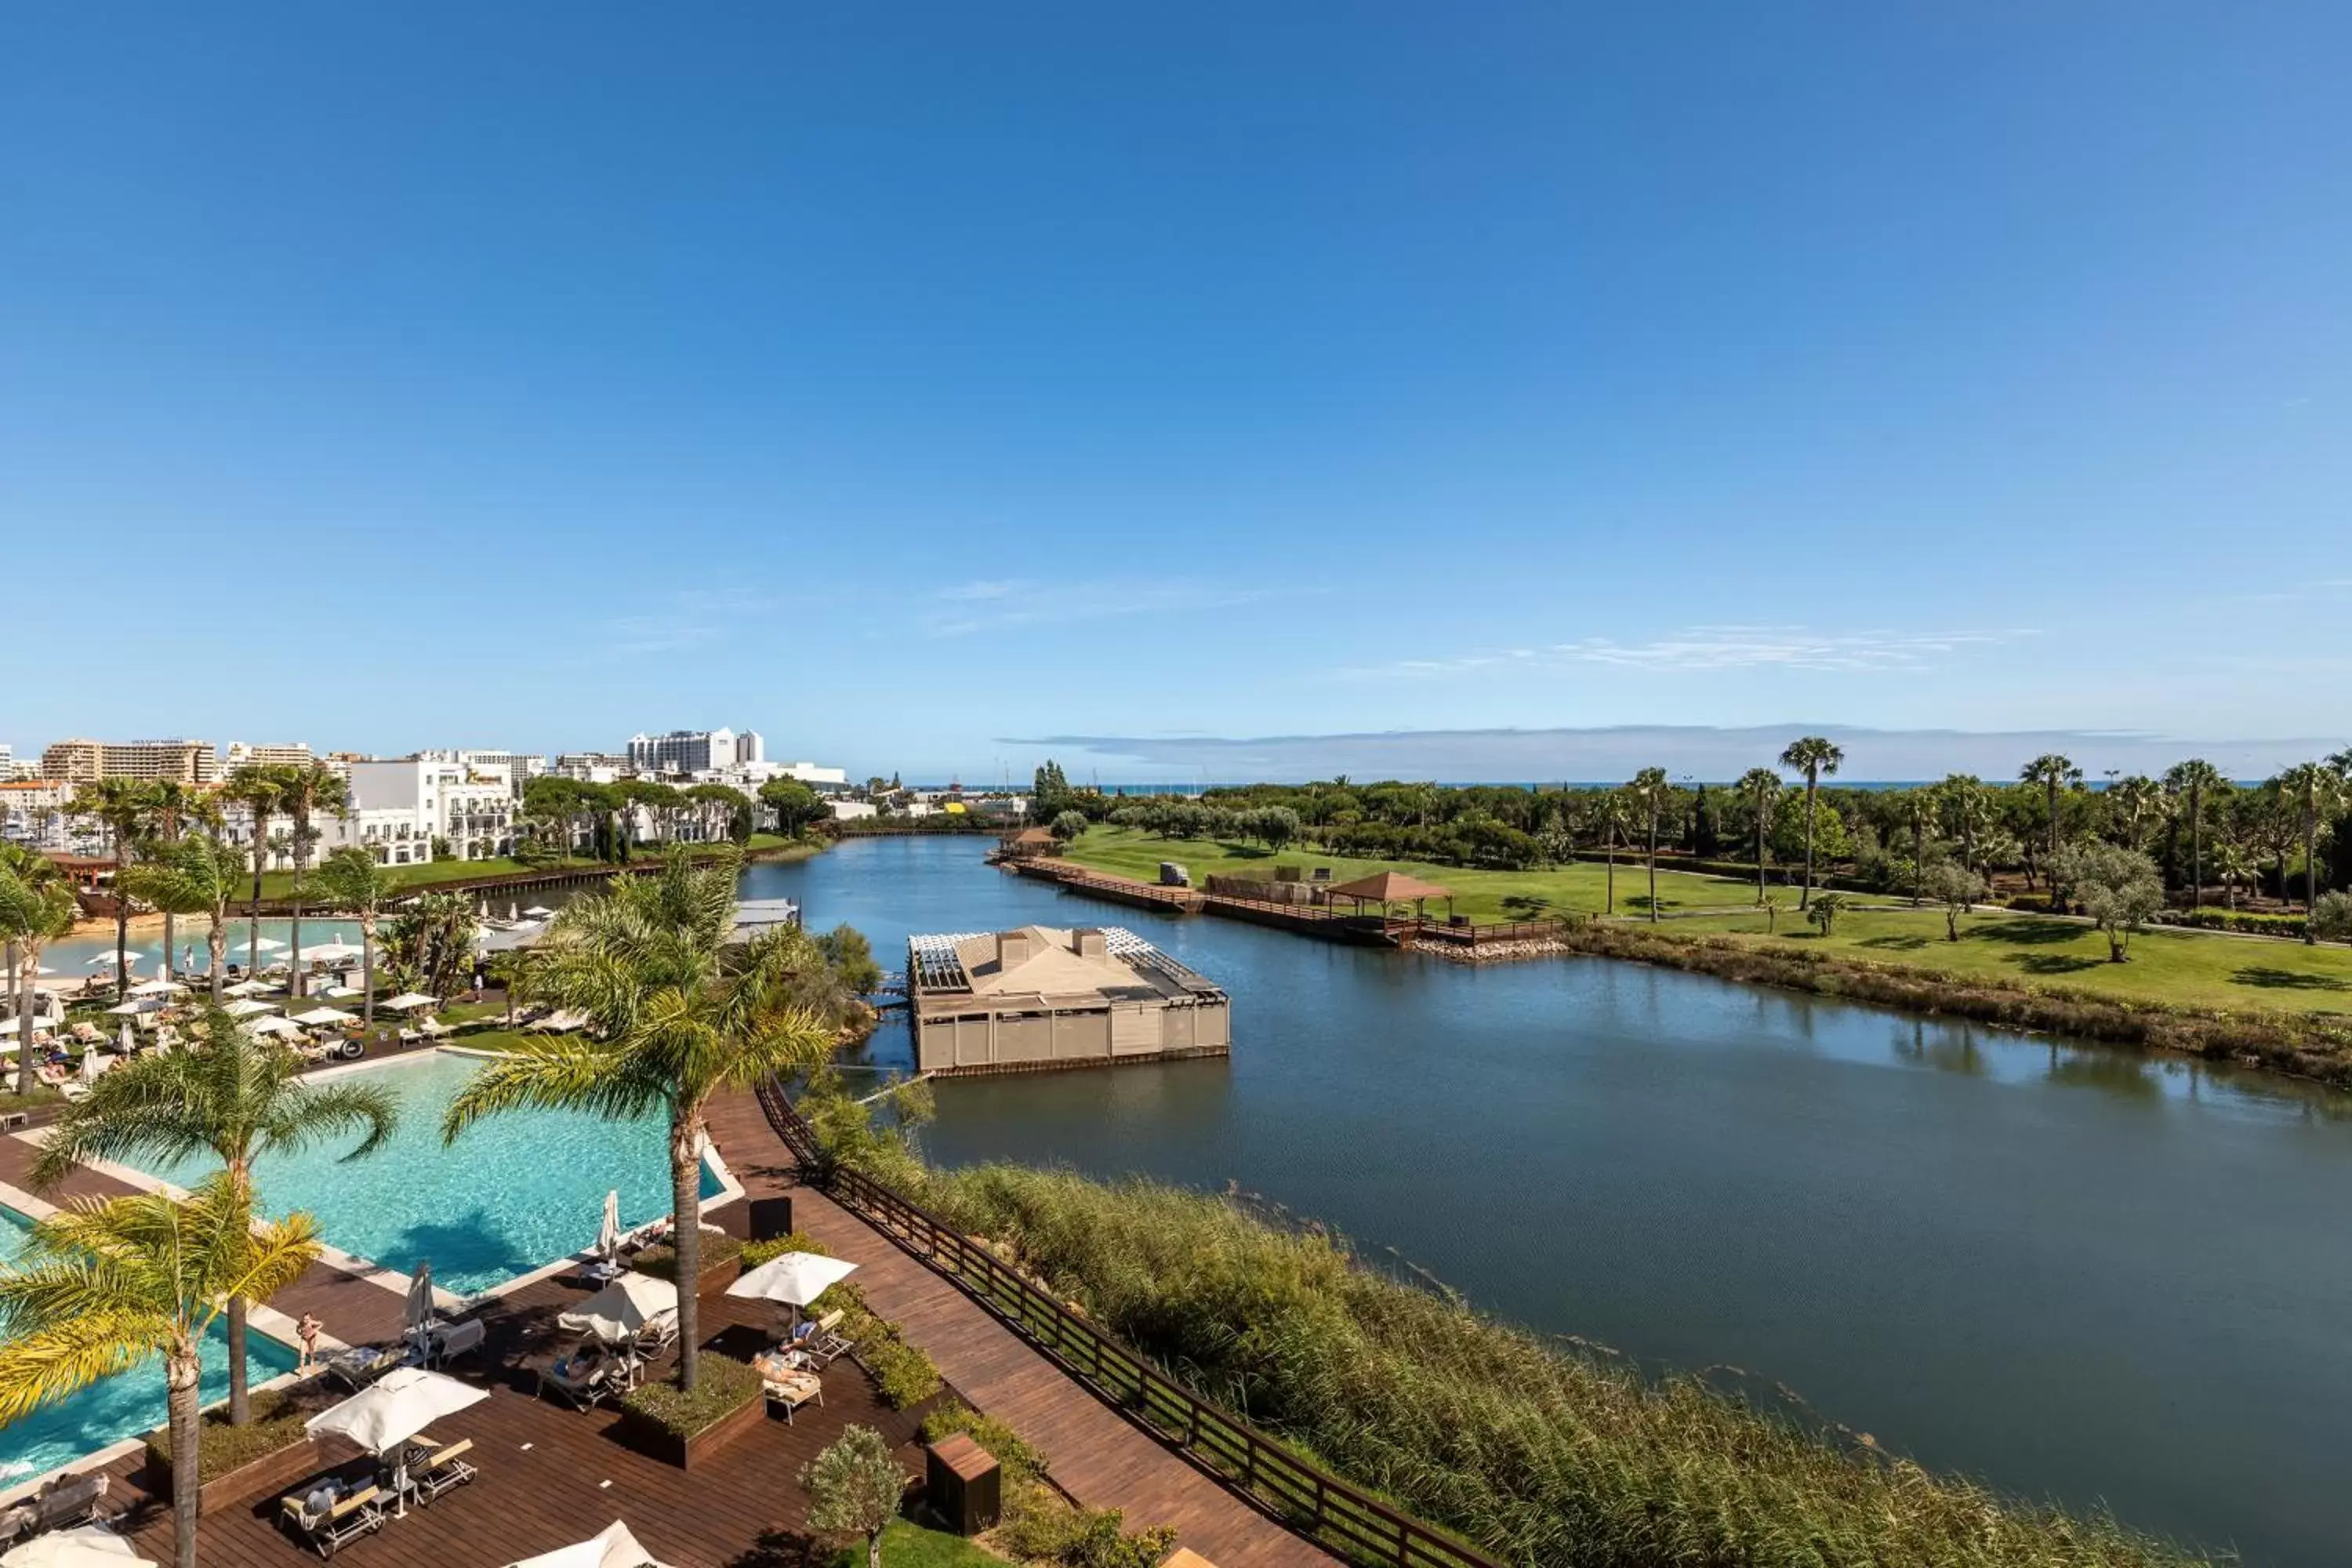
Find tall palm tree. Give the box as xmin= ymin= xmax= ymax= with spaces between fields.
xmin=2271 ymin=762 xmax=2346 ymax=941
xmin=2213 ymin=839 xmax=2254 ymax=911
xmin=1735 ymin=768 xmax=1780 ymax=906
xmin=1627 ymin=768 xmax=1670 ymax=924
xmin=1 ymin=850 xmax=78 ymax=1098
xmin=278 ymin=763 xmax=350 ymax=999
xmin=221 ymin=765 xmax=287 ymax=975
xmin=1595 ymin=792 xmax=1628 ymax=916
xmin=1904 ymin=787 xmax=1932 ymax=905
xmin=1936 ymin=774 xmax=1987 ymax=874
xmin=147 ymin=779 xmax=202 ymax=983
xmin=74 ymin=778 xmax=158 ymax=993
xmin=1777 ymin=737 xmax=1843 ymax=909
xmin=444 ymin=848 xmax=836 ymax=1391
xmin=2163 ymin=759 xmax=2227 ymax=910
xmin=31 ymin=1007 xmax=395 ymax=1423
xmin=120 ymin=833 xmax=249 ymax=1003
xmin=0 ymin=1173 xmax=320 ymax=1568
xmin=2019 ymin=754 xmax=2082 ymax=907
xmin=2107 ymin=775 xmax=2164 ymax=851
xmin=311 ymin=847 xmax=397 ymax=1025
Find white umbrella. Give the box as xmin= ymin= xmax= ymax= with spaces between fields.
xmin=222 ymin=978 xmax=274 ymax=997
xmin=596 ymin=1189 xmax=622 ymax=1263
xmin=128 ymin=978 xmax=183 ymax=997
xmin=1 ymin=1523 xmax=157 ymax=1568
xmin=505 ymin=1519 xmax=660 ymax=1568
xmin=79 ymin=1050 xmax=110 ymax=1084
xmin=291 ymin=1006 xmax=358 ymax=1027
xmin=380 ymin=993 xmax=437 ymax=1012
xmin=405 ymin=1261 xmax=438 ymax=1334
xmin=307 ymin=1366 xmax=485 ymax=1455
xmin=246 ymin=1015 xmax=304 ymax=1038
xmin=507 ymin=903 xmax=520 ymax=922
xmin=477 ymin=899 xmax=488 ymax=917
xmin=726 ymin=1253 xmax=857 ymax=1324
xmin=118 ymin=1022 xmax=136 ymax=1054
xmin=221 ymin=997 xmax=278 ymax=1018
xmin=306 ymin=939 xmax=365 ymax=964
xmin=249 ymin=935 xmax=285 ymax=953
xmin=315 ymin=984 xmax=364 ymax=1000
xmin=103 ymin=999 xmax=161 ymax=1016
xmin=557 ymin=1272 xmax=677 ymax=1343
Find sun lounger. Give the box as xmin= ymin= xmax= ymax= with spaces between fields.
xmin=2 ymin=1473 xmax=108 ymax=1542
xmin=280 ymin=1482 xmax=384 ymax=1559
xmin=750 ymin=1349 xmax=825 ymax=1421
xmin=420 ymin=1316 xmax=486 ymax=1367
xmin=401 ymin=1436 xmax=477 ymax=1505
xmin=324 ymin=1343 xmax=406 ymax=1392
xmin=537 ymin=1351 xmax=626 ymax=1410
xmin=631 ymin=1311 xmax=680 ymax=1363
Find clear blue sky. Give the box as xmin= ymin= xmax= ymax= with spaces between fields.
xmin=4 ymin=3 xmax=2346 ymax=781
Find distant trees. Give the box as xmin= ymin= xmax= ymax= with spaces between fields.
xmin=2049 ymin=844 xmax=2163 ymax=962
xmin=760 ymin=778 xmax=827 ymax=837
xmin=2019 ymin=754 xmax=2082 ymax=908
xmin=1777 ymin=737 xmax=1843 ymax=909
xmin=2163 ymin=759 xmax=2226 ymax=909
xmin=1050 ymin=809 xmax=1087 ymax=844
xmin=2270 ymin=762 xmax=2345 ymax=939
xmin=1627 ymin=768 xmax=1670 ymax=924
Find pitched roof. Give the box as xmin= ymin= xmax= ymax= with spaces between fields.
xmin=1326 ymin=869 xmax=1452 ymax=903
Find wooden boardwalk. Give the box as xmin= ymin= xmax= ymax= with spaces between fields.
xmin=705 ymin=1092 xmax=1338 ymax=1568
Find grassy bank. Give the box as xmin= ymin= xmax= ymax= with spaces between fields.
xmin=252 ymin=833 xmax=819 ymax=900
xmin=916 ymin=1162 xmax=2205 ymax=1568
xmin=1062 ymin=826 xmax=1750 ymax=920
xmin=1061 ymin=828 xmax=2352 ymax=1019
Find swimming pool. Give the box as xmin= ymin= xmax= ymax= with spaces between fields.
xmin=0 ymin=1208 xmax=298 ymax=1488
xmin=127 ymin=1051 xmax=724 ymax=1298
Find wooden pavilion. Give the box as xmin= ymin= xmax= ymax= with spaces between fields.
xmin=1324 ymin=869 xmax=1454 ymax=923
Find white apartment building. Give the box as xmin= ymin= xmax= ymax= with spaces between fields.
xmin=416 ymin=750 xmax=546 ymax=797
xmin=0 ymin=779 xmax=76 ymax=850
xmin=222 ymin=741 xmax=314 ymax=771
xmin=220 ymin=800 xmax=435 ymax=869
xmin=554 ymin=752 xmax=629 ymax=783
xmin=348 ymin=758 xmax=516 ymax=860
xmin=626 ymin=728 xmax=765 ymax=775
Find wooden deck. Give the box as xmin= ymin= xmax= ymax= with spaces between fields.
xmin=2 ymin=1062 xmax=1336 ymax=1566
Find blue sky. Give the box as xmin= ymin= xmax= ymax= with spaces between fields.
xmin=3 ymin=3 xmax=2347 ymax=782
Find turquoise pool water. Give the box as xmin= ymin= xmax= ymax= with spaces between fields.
xmin=130 ymin=1051 xmax=720 ymax=1297
xmin=0 ymin=1209 xmax=297 ymax=1487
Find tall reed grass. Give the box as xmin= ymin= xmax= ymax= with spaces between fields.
xmin=922 ymin=1164 xmax=2216 ymax=1568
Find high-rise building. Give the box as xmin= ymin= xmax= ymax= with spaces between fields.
xmin=42 ymin=738 xmax=216 ymax=784
xmin=626 ymin=728 xmax=752 ymax=774
xmin=222 ymin=741 xmax=314 ymax=771
xmin=737 ymin=730 xmax=764 ymax=764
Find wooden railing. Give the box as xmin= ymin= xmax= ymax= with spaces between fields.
xmin=755 ymin=1080 xmax=1504 ymax=1568
xmin=1407 ymin=917 xmax=1570 ymax=947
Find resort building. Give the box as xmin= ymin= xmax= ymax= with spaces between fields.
xmin=40 ymin=737 xmax=216 ymax=784
xmin=219 ymin=800 xmax=435 ymax=868
xmin=221 ymin=740 xmax=314 ymax=771
xmin=907 ymin=924 xmax=1231 ymax=1076
xmin=0 ymin=778 xmax=75 ymax=850
xmin=553 ymin=751 xmax=630 ymax=782
xmin=627 ymin=727 xmax=756 ymax=774
xmin=347 ymin=757 xmax=516 ymax=859
xmin=416 ymin=748 xmax=548 ymax=796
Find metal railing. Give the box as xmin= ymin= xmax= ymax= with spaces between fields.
xmin=755 ymin=1080 xmax=1504 ymax=1568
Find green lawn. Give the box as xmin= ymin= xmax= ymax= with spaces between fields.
xmin=1673 ymin=904 xmax=2352 ymax=1014
xmin=826 ymin=1520 xmax=1009 ymax=1566
xmin=254 ymin=835 xmax=812 ymax=898
xmin=1065 ymin=827 xmax=2352 ymax=1017
xmin=1062 ymin=826 xmax=1751 ymax=922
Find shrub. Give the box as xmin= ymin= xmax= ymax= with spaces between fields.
xmin=996 ymin=1500 xmax=1177 ymax=1567
xmin=920 ymin=1400 xmax=1047 ymax=1486
xmin=633 ymin=1229 xmax=742 ymax=1283
xmin=2154 ymin=908 xmax=2307 ymax=938
xmin=800 ymin=1424 xmax=908 ymax=1568
xmin=2314 ymin=891 xmax=2352 ymax=945
xmin=741 ymin=1231 xmax=832 ymax=1268
xmin=144 ymin=1386 xmax=310 ymax=1475
xmin=617 ymin=1352 xmax=760 ymax=1439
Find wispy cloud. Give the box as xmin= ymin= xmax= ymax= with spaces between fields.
xmin=1346 ymin=625 xmax=2035 ymax=679
xmin=604 ymin=590 xmax=764 ymax=655
xmin=921 ymin=578 xmax=1290 ymax=637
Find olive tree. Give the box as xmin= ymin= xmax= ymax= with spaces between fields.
xmin=1050 ymin=809 xmax=1088 ymax=844
xmin=800 ymin=1424 xmax=907 ymax=1568
xmin=2313 ymin=890 xmax=2352 ymax=946
xmin=2049 ymin=843 xmax=2163 ymax=962
xmin=1922 ymin=862 xmax=1987 ymax=942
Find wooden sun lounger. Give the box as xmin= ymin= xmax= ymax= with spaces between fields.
xmin=279 ymin=1483 xmax=384 ymax=1559
xmin=403 ymin=1436 xmax=477 ymax=1504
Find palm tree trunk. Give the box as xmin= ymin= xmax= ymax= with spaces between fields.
xmin=2188 ymin=783 xmax=2201 ymax=910
xmin=226 ymin=1293 xmax=252 ymax=1425
xmin=14 ymin=949 xmax=34 ymax=1098
xmin=670 ymin=1115 xmax=702 ymax=1392
xmin=166 ymin=1348 xmax=202 ymax=1568
xmin=289 ymin=821 xmax=307 ymax=999
xmin=1800 ymin=775 xmax=1819 ymax=909
xmin=1603 ymin=821 xmax=1616 ymax=915
xmin=248 ymin=830 xmax=264 ymax=975
xmin=114 ymin=844 xmax=130 ymax=993
xmin=361 ymin=914 xmax=376 ymax=1025
xmin=2305 ymin=811 xmax=2319 ymax=943
xmin=2046 ymin=781 xmax=2060 ymax=909
xmin=1912 ymin=814 xmax=1925 ymax=906
xmin=208 ymin=915 xmax=227 ymax=1003
xmin=1646 ymin=809 xmax=1659 ymax=924
xmin=1755 ymin=812 xmax=1767 ymax=906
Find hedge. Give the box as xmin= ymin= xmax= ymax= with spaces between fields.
xmin=616 ymin=1352 xmax=761 ymax=1439
xmin=144 ymin=1386 xmax=310 ymax=1475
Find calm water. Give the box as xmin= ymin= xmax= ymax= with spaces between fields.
xmin=748 ymin=835 xmax=2352 ymax=1565
xmin=0 ymin=1210 xmax=297 ymax=1486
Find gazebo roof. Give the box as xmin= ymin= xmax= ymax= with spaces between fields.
xmin=1326 ymin=870 xmax=1452 ymax=903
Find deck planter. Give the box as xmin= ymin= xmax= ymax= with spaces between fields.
xmin=615 ymin=1386 xmax=764 ymax=1470
xmin=147 ymin=1431 xmax=318 ymax=1517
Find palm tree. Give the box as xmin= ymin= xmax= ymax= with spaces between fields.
xmin=0 ymin=1173 xmax=321 ymax=1568
xmin=221 ymin=765 xmax=287 ymax=975
xmin=278 ymin=763 xmax=350 ymax=999
xmin=1936 ymin=774 xmax=1987 ymax=874
xmin=1777 ymin=738 xmax=1843 ymax=909
xmin=310 ymin=848 xmax=397 ymax=1025
xmin=1626 ymin=768 xmax=1670 ymax=924
xmin=147 ymin=779 xmax=202 ymax=983
xmin=120 ymin=833 xmax=249 ymax=1003
xmin=1595 ymin=792 xmax=1628 ymax=916
xmin=1735 ymin=768 xmax=1780 ymax=906
xmin=1904 ymin=788 xmax=1933 ymax=905
xmin=2213 ymin=839 xmax=2254 ymax=911
xmin=1 ymin=850 xmax=78 ymax=1098
xmin=2271 ymin=762 xmax=2346 ymax=941
xmin=2107 ymin=775 xmax=2163 ymax=852
xmin=31 ymin=1007 xmax=395 ymax=1423
xmin=74 ymin=778 xmax=158 ymax=993
xmin=2163 ymin=759 xmax=2227 ymax=910
xmin=2019 ymin=754 xmax=2082 ymax=907
xmin=444 ymin=848 xmax=837 ymax=1392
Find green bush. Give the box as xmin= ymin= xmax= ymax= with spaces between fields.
xmin=920 ymin=1400 xmax=1048 ymax=1486
xmin=829 ymin=1291 xmax=940 ymax=1408
xmin=741 ymin=1230 xmax=831 ymax=1268
xmin=618 ymin=1353 xmax=761 ymax=1439
xmin=144 ymin=1386 xmax=310 ymax=1475
xmin=2154 ymin=907 xmax=2310 ymax=938
xmin=996 ymin=1501 xmax=1175 ymax=1567
xmin=927 ymin=1163 xmax=2205 ymax=1568
xmin=633 ymin=1229 xmax=742 ymax=1283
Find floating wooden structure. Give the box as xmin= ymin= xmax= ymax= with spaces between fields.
xmin=906 ymin=924 xmax=1230 ymax=1076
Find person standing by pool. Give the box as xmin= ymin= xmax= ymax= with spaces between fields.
xmin=296 ymin=1312 xmax=322 ymax=1372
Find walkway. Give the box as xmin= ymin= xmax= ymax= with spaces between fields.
xmin=705 ymin=1090 xmax=1339 ymax=1568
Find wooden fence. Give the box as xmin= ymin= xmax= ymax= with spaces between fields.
xmin=755 ymin=1080 xmax=1505 ymax=1568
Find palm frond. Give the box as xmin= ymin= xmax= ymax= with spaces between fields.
xmin=0 ymin=1316 xmax=172 ymax=1422
xmin=264 ymin=1078 xmax=401 ymax=1163
xmin=441 ymin=1035 xmax=667 ymax=1143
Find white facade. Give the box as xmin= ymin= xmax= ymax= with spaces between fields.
xmin=347 ymin=759 xmax=516 ymax=859
xmin=416 ymin=749 xmax=546 ymax=797
xmin=220 ymin=801 xmax=434 ymax=869
xmin=738 ymin=729 xmax=764 ymax=764
xmin=223 ymin=741 xmax=314 ymax=771
xmin=626 ymin=728 xmax=767 ymax=775
xmin=829 ymin=799 xmax=877 ymax=821
xmin=0 ymin=779 xmax=74 ymax=850
xmin=554 ymin=753 xmax=629 ymax=782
